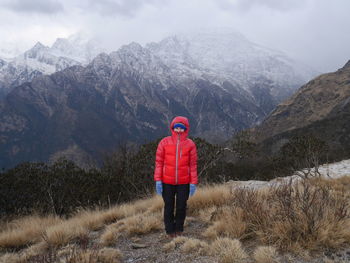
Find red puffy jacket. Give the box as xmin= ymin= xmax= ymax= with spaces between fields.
xmin=154 ymin=116 xmax=198 ymax=185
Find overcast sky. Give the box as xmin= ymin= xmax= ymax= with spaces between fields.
xmin=0 ymin=0 xmax=349 ymax=72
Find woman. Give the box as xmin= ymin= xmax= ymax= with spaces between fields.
xmin=154 ymin=116 xmax=198 ymax=238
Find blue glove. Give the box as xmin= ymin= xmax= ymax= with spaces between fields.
xmin=189 ymin=184 xmax=196 ymax=196
xmin=156 ymin=181 xmax=163 ymax=195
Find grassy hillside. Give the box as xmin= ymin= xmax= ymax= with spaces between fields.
xmin=0 ymin=173 xmax=350 ymax=263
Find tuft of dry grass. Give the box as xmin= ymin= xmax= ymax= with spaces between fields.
xmin=187 ymin=184 xmax=233 ymax=215
xmin=99 ymin=210 xmax=163 ymax=244
xmin=0 ymin=215 xmax=62 ymax=249
xmin=71 ymin=210 xmax=109 ymax=231
xmin=43 ymin=220 xmax=89 ymax=247
xmin=99 ymin=225 xmax=121 ymax=246
xmin=118 ymin=212 xmax=162 ymax=236
xmin=253 ymin=246 xmax=278 ymax=263
xmin=203 ymin=206 xmax=247 ymax=239
xmin=162 ymin=236 xmax=209 ymax=255
xmin=162 ymin=236 xmax=189 ymax=252
xmin=209 ymin=237 xmax=248 ymax=263
xmin=197 ymin=206 xmax=218 ymax=223
xmin=180 ymin=238 xmax=209 ymax=255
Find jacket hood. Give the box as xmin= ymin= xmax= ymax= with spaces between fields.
xmin=170 ymin=116 xmax=190 ymax=140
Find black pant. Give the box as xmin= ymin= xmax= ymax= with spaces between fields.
xmin=161 ymin=182 xmax=190 ymax=234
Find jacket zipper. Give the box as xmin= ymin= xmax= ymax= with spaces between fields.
xmin=175 ymin=134 xmax=180 ymax=184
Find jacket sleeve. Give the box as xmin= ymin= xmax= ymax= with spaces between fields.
xmin=189 ymin=141 xmax=198 ymax=184
xmin=154 ymin=139 xmax=165 ymax=181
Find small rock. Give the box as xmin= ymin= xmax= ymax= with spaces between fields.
xmin=131 ymin=237 xmax=141 ymax=242
xmin=131 ymin=243 xmax=148 ymax=249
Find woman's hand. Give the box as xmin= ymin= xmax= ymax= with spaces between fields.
xmin=156 ymin=181 xmax=163 ymax=195
xmin=189 ymin=184 xmax=196 ymax=196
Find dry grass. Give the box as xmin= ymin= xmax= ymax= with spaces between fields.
xmin=162 ymin=236 xmax=209 ymax=255
xmin=115 ymin=212 xmax=163 ymax=236
xmin=180 ymin=238 xmax=209 ymax=255
xmin=187 ymin=184 xmax=232 ymax=215
xmin=94 ymin=247 xmax=123 ymax=263
xmin=43 ymin=221 xmax=89 ymax=247
xmin=99 ymin=225 xmax=121 ymax=246
xmin=203 ymin=206 xmax=247 ymax=239
xmin=162 ymin=236 xmax=189 ymax=252
xmin=209 ymin=237 xmax=248 ymax=263
xmin=309 ymin=176 xmax=350 ymax=199
xmin=0 ymin=246 xmax=123 ymax=263
xmin=99 ymin=210 xmax=163 ymax=246
xmin=0 ymin=215 xmax=62 ymax=248
xmin=204 ymin=177 xmax=350 ymax=253
xmin=1 ymin=176 xmax=349 ymax=262
xmin=197 ymin=206 xmax=218 ymax=223
xmin=253 ymin=246 xmax=278 ymax=263
xmin=0 ymin=195 xmax=163 ymax=252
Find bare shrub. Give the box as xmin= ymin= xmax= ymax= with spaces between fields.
xmin=277 ymin=134 xmax=329 ymax=179
xmin=206 ymin=177 xmax=350 ymax=253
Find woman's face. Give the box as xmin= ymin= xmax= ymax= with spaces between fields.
xmin=173 ymin=127 xmax=185 ymax=133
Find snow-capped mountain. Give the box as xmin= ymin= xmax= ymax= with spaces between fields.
xmin=50 ymin=32 xmax=106 ymax=64
xmin=0 ymin=40 xmax=268 ymax=169
xmin=0 ymin=32 xmax=106 ymax=98
xmin=0 ymin=28 xmax=322 ymax=168
xmin=147 ymin=28 xmax=317 ymax=103
xmin=15 ymin=42 xmax=79 ymax=74
xmin=0 ymin=28 xmax=318 ymax=102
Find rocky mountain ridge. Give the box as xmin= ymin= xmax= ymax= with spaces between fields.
xmin=0 ymin=29 xmax=319 ymax=168
xmin=0 ymin=33 xmax=105 ymax=98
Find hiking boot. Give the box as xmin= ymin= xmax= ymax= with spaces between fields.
xmin=167 ymin=233 xmax=176 ymax=239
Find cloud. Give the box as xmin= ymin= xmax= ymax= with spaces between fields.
xmin=74 ymin=0 xmax=168 ymax=17
xmin=216 ymin=0 xmax=305 ymax=12
xmin=0 ymin=0 xmax=349 ymax=72
xmin=1 ymin=0 xmax=64 ymax=14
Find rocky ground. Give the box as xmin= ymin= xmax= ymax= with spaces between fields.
xmin=76 ymin=216 xmax=350 ymax=263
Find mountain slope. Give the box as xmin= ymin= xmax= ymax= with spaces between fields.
xmin=251 ymin=60 xmax=350 ymax=158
